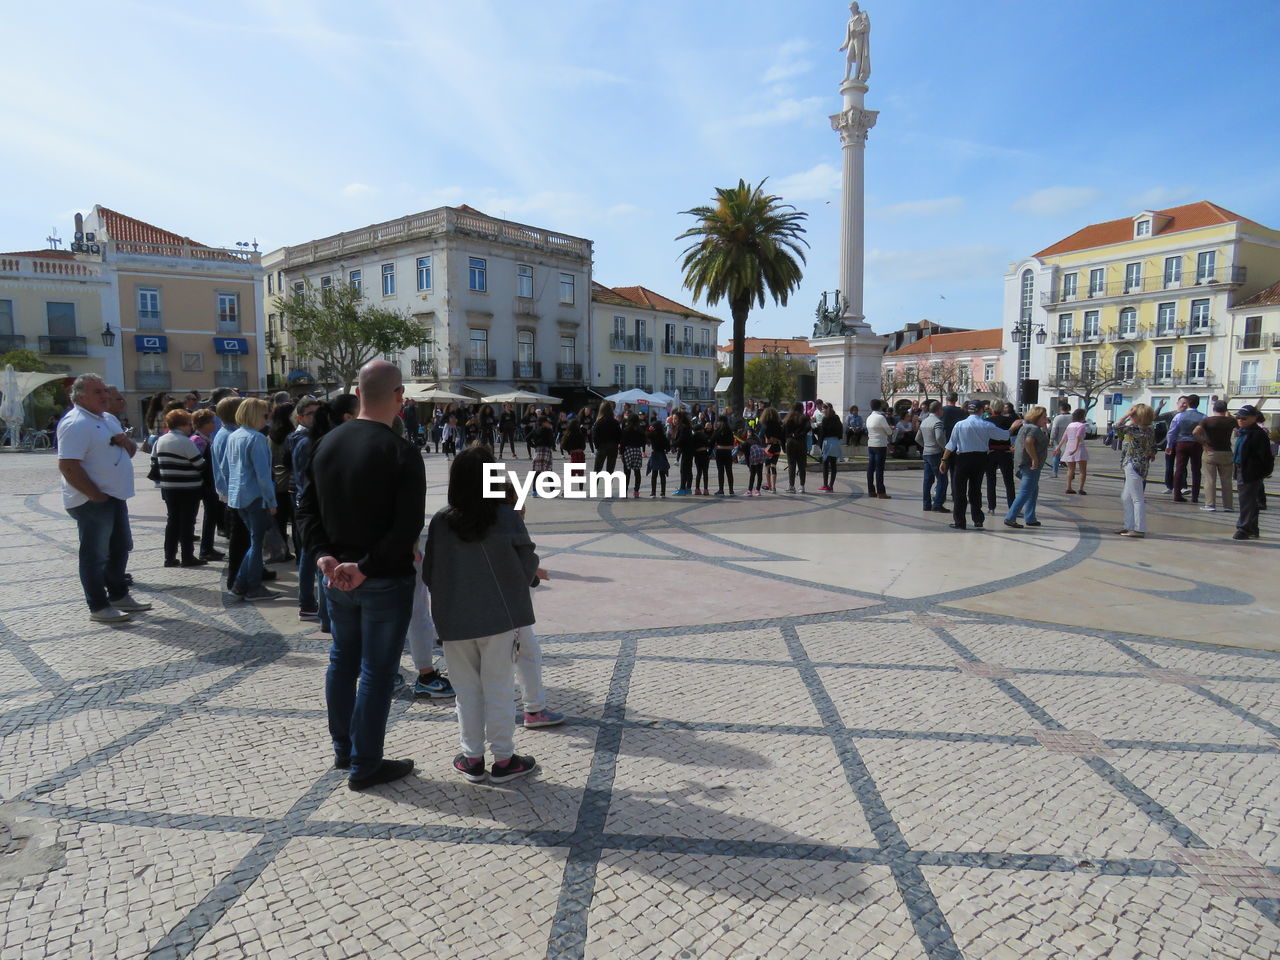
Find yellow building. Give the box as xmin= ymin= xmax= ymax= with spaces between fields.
xmin=1004 ymin=201 xmax=1280 ymax=420
xmin=1227 ymin=278 xmax=1280 ymax=419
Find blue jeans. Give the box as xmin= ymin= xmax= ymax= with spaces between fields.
xmin=233 ymin=499 xmax=272 ymax=592
xmin=1006 ymin=465 xmax=1042 ymax=523
xmin=1051 ymin=451 xmax=1062 ymax=478
xmin=297 ymin=544 xmax=318 ymax=613
xmin=67 ymin=497 xmax=131 ymax=611
xmin=866 ymin=447 xmax=887 ymax=495
xmin=923 ymin=453 xmax=948 ymax=507
xmin=325 ymin=575 xmax=415 ymax=777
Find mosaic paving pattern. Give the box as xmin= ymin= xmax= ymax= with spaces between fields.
xmin=2 ymin=453 xmax=1279 ymax=959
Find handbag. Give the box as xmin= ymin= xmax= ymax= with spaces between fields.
xmin=147 ymin=455 xmax=161 ymax=483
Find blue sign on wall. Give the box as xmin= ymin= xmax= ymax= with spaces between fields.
xmin=213 ymin=337 xmax=249 ymax=355
xmin=1111 ymin=392 xmax=1123 ymax=406
xmin=134 ymin=334 xmax=168 ymax=353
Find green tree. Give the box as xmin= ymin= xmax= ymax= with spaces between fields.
xmin=677 ymin=179 xmax=808 ymax=414
xmin=744 ymin=354 xmax=808 ymax=408
xmin=274 ymin=282 xmax=425 ymax=391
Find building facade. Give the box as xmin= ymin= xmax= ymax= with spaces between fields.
xmin=1004 ymin=201 xmax=1280 ymax=423
xmin=880 ymin=329 xmax=1006 ymax=407
xmin=592 ymin=283 xmax=720 ymax=402
xmin=265 ymin=205 xmax=593 ymax=399
xmin=1226 ymin=278 xmax=1280 ymax=419
xmin=716 ymin=336 xmax=817 ymax=372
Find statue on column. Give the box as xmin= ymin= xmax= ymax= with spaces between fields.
xmin=840 ymin=2 xmax=871 ymax=83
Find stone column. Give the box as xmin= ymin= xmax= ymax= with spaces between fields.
xmin=830 ymin=79 xmax=878 ymax=328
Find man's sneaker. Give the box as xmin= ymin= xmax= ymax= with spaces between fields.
xmin=199 ymin=549 xmax=226 ymax=561
xmin=348 ymin=758 xmax=415 ymax=791
xmin=240 ymin=586 xmax=279 ymax=602
xmin=1232 ymin=530 xmax=1251 ymax=540
xmin=299 ymin=609 xmax=320 ymax=621
xmin=89 ymin=606 xmax=131 ymax=623
xmin=414 ymin=674 xmax=456 ymax=698
xmin=1200 ymin=505 xmax=1216 ymax=512
xmin=489 ymin=754 xmax=537 ymax=784
xmin=452 ymin=754 xmax=487 ymax=783
xmin=111 ymin=594 xmax=152 ymax=613
xmin=787 ymin=486 xmax=796 ymax=493
xmin=523 ymin=710 xmax=565 ymax=728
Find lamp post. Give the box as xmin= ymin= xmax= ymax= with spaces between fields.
xmin=100 ymin=323 xmax=116 ymax=347
xmin=1010 ymin=319 xmax=1046 ymax=411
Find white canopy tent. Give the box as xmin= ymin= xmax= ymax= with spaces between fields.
xmin=2 ymin=365 xmax=67 ymax=449
xmin=480 ymin=389 xmax=561 ymax=406
xmin=402 ymin=384 xmax=471 ymax=403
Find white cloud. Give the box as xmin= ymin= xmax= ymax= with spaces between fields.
xmin=772 ymin=164 xmax=841 ymax=201
xmin=1127 ymin=186 xmax=1195 ymax=209
xmin=732 ymin=96 xmax=826 ymax=129
xmin=876 ymin=196 xmax=965 ymax=219
xmin=762 ymin=39 xmax=812 ymax=85
xmin=866 ymin=245 xmax=1004 ymax=286
xmin=1012 ymin=186 xmax=1101 ymax=217
xmin=341 ymin=183 xmax=377 ymax=199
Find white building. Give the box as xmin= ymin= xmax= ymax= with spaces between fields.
xmin=591 ymin=283 xmax=720 ymax=403
xmin=264 ymin=205 xmax=593 ymax=398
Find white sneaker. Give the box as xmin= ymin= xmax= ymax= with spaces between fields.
xmin=1200 ymin=505 xmax=1216 ymax=512
xmin=112 ymin=594 xmax=153 ymax=612
xmin=89 ymin=606 xmax=131 ymax=623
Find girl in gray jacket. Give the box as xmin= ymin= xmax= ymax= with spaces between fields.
xmin=422 ymin=446 xmax=540 ymax=784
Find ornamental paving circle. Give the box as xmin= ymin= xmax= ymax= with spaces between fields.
xmin=1 ymin=449 xmax=1278 ymax=960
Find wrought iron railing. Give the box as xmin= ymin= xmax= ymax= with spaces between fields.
xmin=134 ymin=370 xmax=173 ymax=390
xmin=465 ymin=358 xmax=496 ymax=377
xmin=39 ymin=336 xmax=88 ymax=356
xmin=555 ymin=363 xmax=582 ymax=381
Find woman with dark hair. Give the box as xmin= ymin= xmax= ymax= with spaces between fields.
xmin=692 ymin=419 xmax=712 ymax=495
xmin=579 ymin=406 xmax=596 ymax=455
xmin=782 ymin=402 xmax=812 ymax=493
xmin=142 ymin=393 xmax=171 ymax=449
xmin=295 ymin=394 xmax=358 ymax=629
xmin=592 ymin=401 xmax=620 ymax=474
xmin=985 ymin=400 xmax=1018 ymax=511
xmin=267 ymin=402 xmax=296 ymax=562
xmin=423 ymin=446 xmax=540 ymax=784
xmin=620 ymin=414 xmax=646 ymax=497
xmin=560 ymin=419 xmax=586 ymax=464
xmin=711 ymin=418 xmax=737 ymax=496
xmin=818 ymin=402 xmax=843 ymax=492
xmin=758 ymin=407 xmax=783 ymax=493
xmin=497 ymin=403 xmax=518 ymax=459
xmin=478 ymin=404 xmax=497 ymax=449
xmin=671 ymin=409 xmax=695 ymax=495
xmin=646 ymin=417 xmax=670 ymax=497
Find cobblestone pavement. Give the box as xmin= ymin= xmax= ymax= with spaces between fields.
xmin=2 ymin=449 xmax=1278 ymax=959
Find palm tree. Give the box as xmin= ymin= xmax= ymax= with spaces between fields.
xmin=676 ymin=179 xmax=808 ymax=415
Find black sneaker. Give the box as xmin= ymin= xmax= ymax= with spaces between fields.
xmin=348 ymin=758 xmax=414 ymax=791
xmin=1003 ymin=519 xmax=1023 ymax=529
xmin=453 ymin=753 xmax=487 ymax=783
xmin=489 ymin=754 xmax=537 ymax=784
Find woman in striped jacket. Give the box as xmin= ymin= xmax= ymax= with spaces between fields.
xmin=153 ymin=409 xmax=207 ymax=567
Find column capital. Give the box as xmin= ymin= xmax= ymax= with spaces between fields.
xmin=830 ymin=107 xmax=879 ymax=145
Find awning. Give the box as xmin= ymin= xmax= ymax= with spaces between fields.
xmin=213 ymin=337 xmax=250 ymax=355
xmin=134 ymin=334 xmax=168 ymax=353
xmin=461 ymin=381 xmax=516 ymax=397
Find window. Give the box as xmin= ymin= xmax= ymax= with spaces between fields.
xmin=1242 ymin=316 xmax=1263 ymax=350
xmin=613 ymin=316 xmax=626 ymax=340
xmin=1163 ymin=256 xmax=1181 ymax=288
xmin=1119 ymin=307 xmax=1137 ymax=336
xmin=700 ymin=328 xmax=711 ymax=352
xmin=1083 ymin=310 xmax=1100 ymax=338
xmin=700 ymin=369 xmax=710 ymax=391
xmin=1196 ymin=251 xmax=1216 ymax=283
xmin=613 ymin=362 xmax=626 ymax=386
xmin=683 ymin=325 xmax=694 ymax=345
xmin=138 ymin=288 xmax=160 ymax=329
xmin=683 ymin=368 xmax=694 ymax=389
xmin=634 ymin=364 xmax=647 ymax=388
xmin=216 ymin=293 xmax=239 ymax=329
xmin=517 ymin=264 xmax=533 ymax=299
xmin=1136 ymin=220 xmax=1151 ymax=237
xmin=220 ymin=353 xmax=242 ymax=374
xmin=381 ymin=263 xmax=396 ymax=296
xmin=1189 ymin=299 xmax=1210 ymax=332
xmin=1154 ymin=347 xmax=1174 ymax=380
xmin=46 ymin=302 xmax=76 ymax=336
xmin=1186 ymin=344 xmax=1207 ymax=379
xmin=267 ymin=274 xmax=273 ymax=295
xmin=1156 ymin=302 xmax=1176 ymax=335
xmin=1057 ymin=313 xmax=1073 ymax=339
xmin=349 ymin=269 xmax=362 ymax=294
xmin=983 ymin=362 xmax=995 ymax=382
xmin=417 ymin=256 xmax=432 ymax=291
xmin=663 ymin=367 xmax=676 ymax=390
xmin=469 ymin=328 xmax=488 ymax=360
xmin=635 ymin=317 xmax=646 ymax=342
xmin=1089 ymin=268 xmax=1105 ymax=296
xmin=560 ymin=337 xmax=575 ymax=363
xmin=320 ymin=275 xmax=332 ymax=291
xmin=1240 ymin=359 xmax=1260 ymax=389
xmin=293 ymin=281 xmax=304 ymax=298
xmin=1056 ymin=353 xmax=1071 ymax=378
xmin=1124 ymin=262 xmax=1142 ymax=292
xmin=664 ymin=323 xmax=677 ymax=350
xmin=1081 ymin=350 xmax=1098 ymax=378
xmin=0 ymin=300 xmax=12 ymax=335
xmin=142 ymin=352 xmax=164 ymax=374
xmin=276 ymin=270 xmax=283 ymax=291
xmin=517 ymin=330 xmax=534 ymax=364
xmin=559 ymin=273 xmax=574 ymax=304
xmin=465 ymin=258 xmax=484 ymax=292
xmin=1061 ymin=272 xmax=1078 ymax=301
xmin=1115 ymin=350 xmax=1135 ymax=380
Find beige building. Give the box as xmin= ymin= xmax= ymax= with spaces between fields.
xmin=1226 ymin=278 xmax=1280 ymax=418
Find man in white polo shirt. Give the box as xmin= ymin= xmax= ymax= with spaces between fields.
xmin=57 ymin=373 xmax=152 ymax=623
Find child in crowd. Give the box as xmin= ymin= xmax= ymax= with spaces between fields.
xmin=620 ymin=414 xmax=646 ymax=498
xmin=692 ymin=420 xmax=712 ymax=495
xmin=441 ymin=414 xmax=461 ymax=460
xmin=647 ymin=418 xmax=671 ymax=497
xmin=712 ymin=419 xmax=737 ymax=496
xmin=742 ymin=428 xmax=766 ymax=496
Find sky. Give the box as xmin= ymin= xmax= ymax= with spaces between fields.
xmin=4 ymin=0 xmax=1280 ymax=340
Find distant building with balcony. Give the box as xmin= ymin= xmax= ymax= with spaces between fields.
xmin=1226 ymin=277 xmax=1280 ymax=418
xmin=716 ymin=337 xmax=817 ymax=371
xmin=881 ymin=329 xmax=1006 ymax=408
xmin=591 ymin=283 xmax=721 ymax=403
xmin=880 ymin=319 xmax=971 ymax=355
xmin=1004 ymin=201 xmax=1280 ymax=422
xmin=263 ymin=205 xmax=593 ymax=400
xmin=0 ymin=249 xmax=117 ymax=403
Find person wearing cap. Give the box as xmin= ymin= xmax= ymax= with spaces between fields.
xmin=1232 ymin=405 xmax=1273 ymax=540
xmin=939 ymin=400 xmax=1019 ymax=530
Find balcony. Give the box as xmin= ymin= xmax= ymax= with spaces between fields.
xmin=214 ymin=370 xmax=249 ymax=391
xmin=0 ymin=334 xmax=27 ymax=352
xmin=555 ymin=362 xmax=583 ymax=381
xmin=1235 ymin=334 xmax=1269 ymax=351
xmin=39 ymin=335 xmax=88 ymax=356
xmin=216 ymin=317 xmax=240 ymax=334
xmin=1228 ymin=381 xmax=1280 ymax=396
xmin=465 ymin=358 xmax=496 ymax=378
xmin=134 ymin=369 xmax=173 ymax=390
xmin=609 ymin=335 xmax=653 ymax=353
xmin=410 ymin=358 xmax=437 ymax=379
xmin=1106 ymin=324 xmax=1147 ymax=343
xmin=512 ymin=361 xmax=542 ymax=380
xmin=662 ymin=341 xmax=713 ymax=357
xmin=137 ymin=310 xmax=162 ymax=331
xmin=1042 ymin=265 xmax=1247 ymax=305
xmin=1050 ymin=331 xmax=1077 ymax=346
xmin=1170 ymin=368 xmax=1218 ymax=388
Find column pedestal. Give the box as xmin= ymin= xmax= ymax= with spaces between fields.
xmin=812 ymin=333 xmax=884 ymax=415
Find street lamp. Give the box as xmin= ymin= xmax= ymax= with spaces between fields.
xmin=1009 ymin=319 xmax=1046 ymax=411
xmin=100 ymin=323 xmax=116 ymax=347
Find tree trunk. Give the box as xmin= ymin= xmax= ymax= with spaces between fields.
xmin=730 ymin=298 xmax=750 ymax=417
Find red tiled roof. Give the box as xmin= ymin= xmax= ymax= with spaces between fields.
xmin=1034 ymin=201 xmax=1266 ymax=258
xmin=0 ymin=249 xmax=76 ymax=259
xmin=95 ymin=205 xmax=209 ymax=247
xmin=884 ymin=329 xmax=1003 ymax=357
xmin=592 ymin=282 xmax=720 ymax=321
xmin=722 ymin=337 xmax=817 ymax=355
xmin=1234 ymin=278 xmax=1280 ymax=309
xmin=591 ymin=281 xmax=634 ymax=307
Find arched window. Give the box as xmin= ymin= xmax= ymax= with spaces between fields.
xmin=1119 ymin=307 xmax=1137 ymax=337
xmin=1115 ymin=350 xmax=1135 ymax=380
